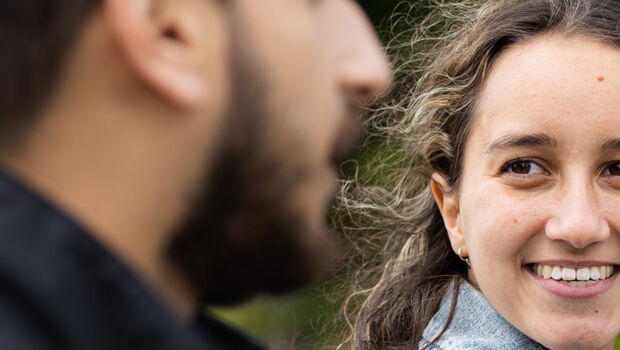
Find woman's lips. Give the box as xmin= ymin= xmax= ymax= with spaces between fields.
xmin=526 ymin=263 xmax=617 ymax=299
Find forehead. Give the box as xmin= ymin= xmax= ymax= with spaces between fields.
xmin=471 ymin=35 xmax=620 ymax=146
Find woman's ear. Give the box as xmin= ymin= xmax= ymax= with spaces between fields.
xmin=430 ymin=173 xmax=466 ymax=254
xmin=103 ymin=0 xmax=211 ymax=109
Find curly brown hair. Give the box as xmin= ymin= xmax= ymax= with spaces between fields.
xmin=336 ymin=0 xmax=620 ymax=349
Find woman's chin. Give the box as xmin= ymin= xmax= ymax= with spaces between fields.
xmin=531 ymin=326 xmax=616 ymax=350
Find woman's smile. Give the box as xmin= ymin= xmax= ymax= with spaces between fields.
xmin=525 ymin=262 xmax=617 ymax=298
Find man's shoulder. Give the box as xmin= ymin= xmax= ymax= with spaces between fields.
xmin=195 ymin=314 xmax=265 ymax=350
xmin=0 ymin=287 xmax=61 ymax=350
xmin=0 ymin=170 xmax=264 ymax=350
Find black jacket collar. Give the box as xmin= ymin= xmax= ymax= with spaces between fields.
xmin=0 ymin=170 xmax=263 ymax=350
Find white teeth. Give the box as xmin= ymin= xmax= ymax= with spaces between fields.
xmin=561 ymin=267 xmax=576 ymax=281
xmin=576 ymin=267 xmax=590 ymax=281
xmin=531 ymin=263 xmax=615 ymax=285
xmin=552 ymin=266 xmax=562 ymax=280
xmin=590 ymin=266 xmax=600 ymax=280
xmin=559 ymin=280 xmax=591 ymax=287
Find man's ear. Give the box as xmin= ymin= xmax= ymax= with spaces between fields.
xmin=104 ymin=0 xmax=212 ymax=109
xmin=430 ymin=173 xmax=465 ymax=255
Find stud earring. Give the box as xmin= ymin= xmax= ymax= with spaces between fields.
xmin=457 ymin=247 xmax=471 ymax=269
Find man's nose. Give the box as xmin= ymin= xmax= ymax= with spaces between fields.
xmin=326 ymin=0 xmax=392 ymax=104
xmin=544 ymin=182 xmax=610 ymax=249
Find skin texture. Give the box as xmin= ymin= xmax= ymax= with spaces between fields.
xmin=434 ymin=35 xmax=620 ymax=350
xmin=0 ymin=0 xmax=390 ymax=320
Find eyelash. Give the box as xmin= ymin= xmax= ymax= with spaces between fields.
xmin=500 ymin=159 xmax=620 ymax=177
xmin=500 ymin=158 xmax=548 ymax=176
xmin=601 ymin=161 xmax=620 ymax=176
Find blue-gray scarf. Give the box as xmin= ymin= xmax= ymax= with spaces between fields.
xmin=419 ymin=278 xmax=545 ymax=349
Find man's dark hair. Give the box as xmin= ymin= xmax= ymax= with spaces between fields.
xmin=0 ymin=1 xmax=98 ymax=133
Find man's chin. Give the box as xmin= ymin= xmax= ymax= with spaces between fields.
xmin=168 ymin=210 xmax=337 ymax=306
xmin=207 ymin=224 xmax=337 ymax=306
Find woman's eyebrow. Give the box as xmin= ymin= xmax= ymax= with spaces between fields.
xmin=485 ymin=133 xmax=558 ymax=154
xmin=600 ymin=137 xmax=620 ymax=151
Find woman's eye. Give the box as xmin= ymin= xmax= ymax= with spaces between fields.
xmin=602 ymin=162 xmax=620 ymax=176
xmin=502 ymin=159 xmax=546 ymax=175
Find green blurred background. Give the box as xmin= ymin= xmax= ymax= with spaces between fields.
xmin=213 ymin=1 xmax=620 ymax=349
xmin=356 ymin=0 xmax=401 ymax=26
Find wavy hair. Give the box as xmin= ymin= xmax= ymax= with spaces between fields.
xmin=336 ymin=0 xmax=620 ymax=349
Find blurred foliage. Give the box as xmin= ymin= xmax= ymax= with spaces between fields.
xmin=213 ymin=1 xmax=620 ymax=349
xmin=357 ymin=0 xmax=401 ymax=26
xmin=212 ymin=280 xmax=347 ymax=349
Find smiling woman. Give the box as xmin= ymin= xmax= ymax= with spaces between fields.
xmin=446 ymin=34 xmax=620 ymax=342
xmin=339 ymin=0 xmax=620 ymax=349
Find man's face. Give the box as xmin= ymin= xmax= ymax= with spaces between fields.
xmin=168 ymin=0 xmax=390 ymax=305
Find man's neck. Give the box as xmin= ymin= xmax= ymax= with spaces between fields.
xmin=0 ymin=101 xmax=202 ymax=320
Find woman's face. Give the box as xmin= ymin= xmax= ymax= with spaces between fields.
xmin=456 ymin=35 xmax=620 ymax=349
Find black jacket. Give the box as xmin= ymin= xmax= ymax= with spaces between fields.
xmin=0 ymin=170 xmax=263 ymax=350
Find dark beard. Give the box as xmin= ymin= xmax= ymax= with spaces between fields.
xmin=166 ymin=37 xmax=337 ymax=306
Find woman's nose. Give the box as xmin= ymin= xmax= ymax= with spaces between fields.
xmin=544 ymin=183 xmax=610 ymax=249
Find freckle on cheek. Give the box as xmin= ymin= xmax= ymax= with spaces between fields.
xmin=597 ymin=75 xmax=605 ymax=82
xmin=513 ymin=219 xmax=518 ymax=224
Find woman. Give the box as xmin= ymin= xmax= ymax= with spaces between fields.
xmin=339 ymin=0 xmax=620 ymax=349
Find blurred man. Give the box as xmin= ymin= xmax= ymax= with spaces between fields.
xmin=0 ymin=0 xmax=389 ymax=349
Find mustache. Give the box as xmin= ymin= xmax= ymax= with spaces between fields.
xmin=330 ymin=103 xmax=367 ymax=168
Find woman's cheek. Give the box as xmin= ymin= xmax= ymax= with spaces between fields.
xmin=462 ymin=193 xmax=545 ymax=266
